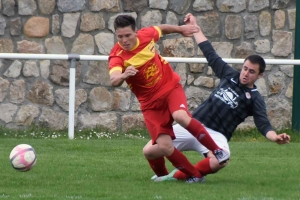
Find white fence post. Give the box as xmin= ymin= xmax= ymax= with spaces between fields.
xmin=68 ymin=54 xmax=80 ymax=139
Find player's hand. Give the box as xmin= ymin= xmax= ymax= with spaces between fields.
xmin=184 ymin=13 xmax=197 ymax=26
xmin=179 ymin=25 xmax=200 ymax=37
xmin=275 ymin=133 xmax=290 ymax=144
xmin=123 ymin=66 xmax=138 ymax=79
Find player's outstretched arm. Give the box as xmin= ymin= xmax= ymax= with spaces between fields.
xmin=266 ymin=131 xmax=291 ymax=144
xmin=184 ymin=13 xmax=207 ymax=44
xmin=157 ymin=24 xmax=199 ymax=37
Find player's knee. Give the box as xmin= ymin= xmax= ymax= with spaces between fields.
xmin=204 ymin=151 xmax=214 ymax=158
xmin=172 ymin=110 xmax=190 ymax=126
xmin=142 ymin=146 xmax=149 ymax=157
xmin=209 ymin=156 xmax=229 ymax=172
xmin=214 ymin=160 xmax=229 ymax=173
xmin=157 ymin=143 xmax=174 ymax=156
xmin=219 ymin=159 xmax=229 ymax=167
xmin=156 ymin=134 xmax=175 ymax=156
xmin=142 ymin=142 xmax=165 ymax=159
xmin=142 ymin=144 xmax=156 ymax=159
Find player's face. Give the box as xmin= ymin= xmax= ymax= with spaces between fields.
xmin=115 ymin=26 xmax=137 ymax=51
xmin=239 ymin=60 xmax=262 ymax=88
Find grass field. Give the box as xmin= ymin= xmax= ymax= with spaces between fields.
xmin=0 ymin=130 xmax=300 ymax=200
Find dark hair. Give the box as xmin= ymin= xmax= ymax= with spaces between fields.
xmin=114 ymin=15 xmax=136 ymax=31
xmin=244 ymin=55 xmax=266 ymax=74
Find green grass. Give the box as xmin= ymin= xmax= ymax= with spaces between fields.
xmin=231 ymin=127 xmax=300 ymax=142
xmin=1 ymin=125 xmax=299 ymax=142
xmin=1 ymin=134 xmax=300 ymax=200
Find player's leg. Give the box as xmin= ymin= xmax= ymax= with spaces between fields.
xmin=144 ymin=123 xmax=205 ymax=180
xmin=153 ymin=123 xmax=207 ymax=182
xmin=173 ymin=128 xmax=230 ymax=180
xmin=168 ymin=84 xmax=229 ymax=164
xmin=156 ymin=133 xmax=203 ymax=179
xmin=152 ymin=123 xmax=206 ymax=182
xmin=173 ymin=110 xmax=229 ymax=164
xmin=147 ymin=123 xmax=205 ymax=180
xmin=172 ymin=123 xmax=208 ymax=153
xmin=143 ymin=102 xmax=203 ymax=180
xmin=143 ymin=140 xmax=168 ymax=177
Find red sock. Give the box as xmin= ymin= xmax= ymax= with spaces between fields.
xmin=173 ymin=169 xmax=189 ymax=180
xmin=186 ymin=118 xmax=220 ymax=151
xmin=195 ymin=158 xmax=213 ymax=175
xmin=166 ymin=148 xmax=202 ymax=178
xmin=147 ymin=157 xmax=169 ymax=177
xmin=174 ymin=158 xmax=213 ymax=180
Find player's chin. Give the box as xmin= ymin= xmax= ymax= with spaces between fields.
xmin=240 ymin=80 xmax=247 ymax=85
xmin=122 ymin=45 xmax=131 ymax=50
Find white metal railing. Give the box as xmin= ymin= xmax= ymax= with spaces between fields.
xmin=0 ymin=53 xmax=300 ymax=139
xmin=2 ymin=53 xmax=300 ymax=64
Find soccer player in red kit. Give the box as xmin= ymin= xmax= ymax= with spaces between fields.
xmin=108 ymin=15 xmax=229 ymax=183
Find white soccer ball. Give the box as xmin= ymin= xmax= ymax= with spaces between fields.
xmin=9 ymin=144 xmax=37 ymax=172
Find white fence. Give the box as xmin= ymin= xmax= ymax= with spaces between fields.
xmin=0 ymin=53 xmax=300 ymax=139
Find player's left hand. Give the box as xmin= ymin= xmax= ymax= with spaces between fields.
xmin=275 ymin=133 xmax=290 ymax=144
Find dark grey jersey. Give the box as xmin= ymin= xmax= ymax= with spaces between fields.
xmin=192 ymin=41 xmax=273 ymax=141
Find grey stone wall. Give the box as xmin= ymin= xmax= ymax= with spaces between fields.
xmin=0 ymin=0 xmax=296 ymax=132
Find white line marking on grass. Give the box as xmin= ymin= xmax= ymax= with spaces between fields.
xmin=0 ymin=194 xmax=9 ymax=198
xmin=66 ymin=195 xmax=82 ymax=199
xmin=237 ymin=197 xmax=286 ymax=200
xmin=19 ymin=194 xmax=32 ymax=198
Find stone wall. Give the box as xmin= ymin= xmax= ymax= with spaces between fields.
xmin=0 ymin=0 xmax=296 ymax=132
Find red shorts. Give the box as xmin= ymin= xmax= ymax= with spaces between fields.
xmin=142 ymin=83 xmax=191 ymax=144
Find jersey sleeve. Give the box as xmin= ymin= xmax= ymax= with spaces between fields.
xmin=138 ymin=26 xmax=161 ymax=43
xmin=153 ymin=26 xmax=162 ymax=42
xmin=199 ymin=41 xmax=238 ymax=79
xmin=252 ymin=94 xmax=274 ymax=136
xmin=108 ymin=46 xmax=124 ymax=74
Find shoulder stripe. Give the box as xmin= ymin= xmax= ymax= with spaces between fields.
xmin=116 ymin=49 xmax=123 ymax=56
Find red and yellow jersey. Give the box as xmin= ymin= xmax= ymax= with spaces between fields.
xmin=109 ymin=26 xmax=180 ymax=106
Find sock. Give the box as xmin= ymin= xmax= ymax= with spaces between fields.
xmin=195 ymin=157 xmax=214 ymax=175
xmin=147 ymin=157 xmax=169 ymax=177
xmin=174 ymin=158 xmax=213 ymax=180
xmin=166 ymin=148 xmax=202 ymax=178
xmin=173 ymin=169 xmax=190 ymax=180
xmin=185 ymin=118 xmax=221 ymax=151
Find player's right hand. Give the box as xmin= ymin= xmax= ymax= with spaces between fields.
xmin=123 ymin=66 xmax=138 ymax=79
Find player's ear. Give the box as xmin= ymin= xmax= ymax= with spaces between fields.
xmin=258 ymin=73 xmax=263 ymax=79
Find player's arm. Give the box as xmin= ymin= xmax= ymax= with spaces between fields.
xmin=252 ymin=96 xmax=291 ymax=144
xmin=266 ymin=131 xmax=290 ymax=144
xmin=184 ymin=13 xmax=207 ymax=44
xmin=157 ymin=24 xmax=199 ymax=37
xmin=110 ymin=70 xmax=126 ymax=87
xmin=192 ymin=28 xmax=207 ymax=44
xmin=110 ymin=66 xmax=138 ymax=87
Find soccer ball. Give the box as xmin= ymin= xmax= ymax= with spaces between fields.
xmin=9 ymin=144 xmax=37 ymax=172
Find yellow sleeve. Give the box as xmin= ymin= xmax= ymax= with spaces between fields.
xmin=153 ymin=26 xmax=162 ymax=38
xmin=109 ymin=67 xmax=123 ymax=75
